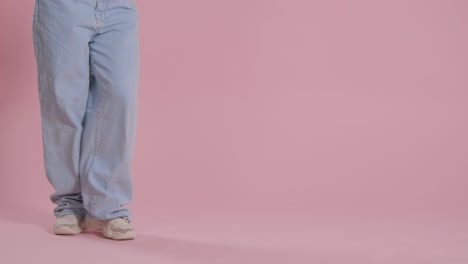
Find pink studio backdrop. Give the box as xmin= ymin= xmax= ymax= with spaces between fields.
xmin=0 ymin=0 xmax=467 ymax=262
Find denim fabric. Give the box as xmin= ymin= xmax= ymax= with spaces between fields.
xmin=32 ymin=0 xmax=140 ymax=223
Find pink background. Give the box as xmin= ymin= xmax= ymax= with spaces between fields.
xmin=1 ymin=0 xmax=467 ymax=263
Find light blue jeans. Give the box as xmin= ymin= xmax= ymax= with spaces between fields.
xmin=32 ymin=0 xmax=140 ymax=223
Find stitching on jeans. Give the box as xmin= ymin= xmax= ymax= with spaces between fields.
xmin=93 ymin=77 xmax=102 ymax=156
xmin=86 ymin=52 xmax=103 ymax=216
xmin=88 ymin=52 xmax=103 ymax=154
xmin=32 ymin=0 xmax=38 ymax=60
xmin=33 ymin=0 xmax=40 ymax=97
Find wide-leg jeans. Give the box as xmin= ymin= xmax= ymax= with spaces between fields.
xmin=32 ymin=0 xmax=140 ymax=223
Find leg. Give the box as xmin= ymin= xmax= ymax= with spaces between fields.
xmin=32 ymin=0 xmax=97 ymax=219
xmin=79 ymin=0 xmax=140 ymax=223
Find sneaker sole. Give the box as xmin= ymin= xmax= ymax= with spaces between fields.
xmin=82 ymin=215 xmax=136 ymax=240
xmin=53 ymin=225 xmax=83 ymax=235
xmin=103 ymin=225 xmax=136 ymax=240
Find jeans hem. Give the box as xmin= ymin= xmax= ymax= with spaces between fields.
xmin=55 ymin=209 xmax=87 ymax=220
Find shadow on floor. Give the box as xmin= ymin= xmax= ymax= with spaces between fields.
xmin=113 ymin=232 xmax=312 ymax=264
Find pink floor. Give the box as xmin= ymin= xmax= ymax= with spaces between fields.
xmin=1 ymin=0 xmax=468 ymax=263
xmin=1 ymin=205 xmax=467 ymax=264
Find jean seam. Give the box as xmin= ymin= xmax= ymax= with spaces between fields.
xmin=33 ymin=0 xmax=40 ymax=95
xmin=32 ymin=0 xmax=38 ymax=60
xmin=85 ymin=56 xmax=103 ymax=216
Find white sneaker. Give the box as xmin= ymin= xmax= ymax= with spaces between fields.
xmin=81 ymin=214 xmax=136 ymax=240
xmin=53 ymin=214 xmax=83 ymax=235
